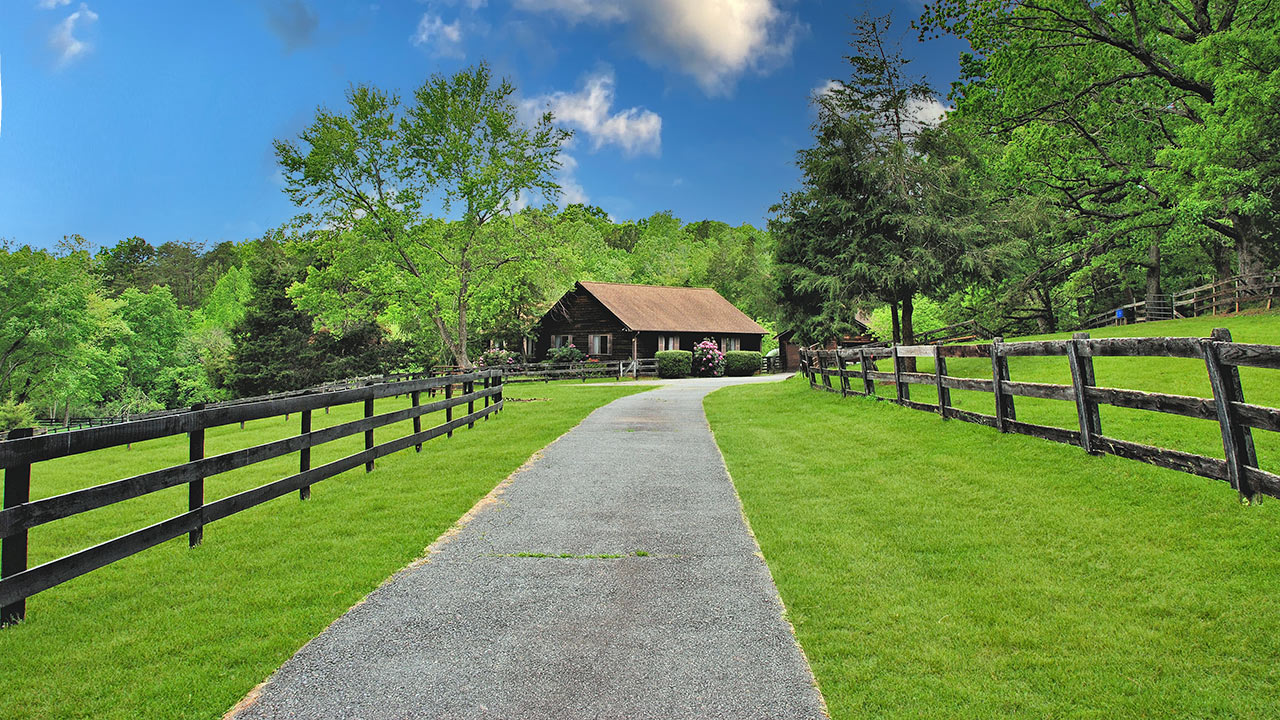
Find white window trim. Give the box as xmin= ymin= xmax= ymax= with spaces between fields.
xmin=553 ymin=334 xmax=572 ymax=349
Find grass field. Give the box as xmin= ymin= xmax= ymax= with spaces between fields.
xmin=840 ymin=313 xmax=1280 ymax=472
xmin=0 ymin=381 xmax=648 ymax=720
xmin=706 ymin=314 xmax=1280 ymax=718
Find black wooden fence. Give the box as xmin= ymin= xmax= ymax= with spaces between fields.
xmin=800 ymin=329 xmax=1280 ymax=503
xmin=0 ymin=369 xmax=504 ymax=626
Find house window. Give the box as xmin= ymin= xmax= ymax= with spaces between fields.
xmin=553 ymin=335 xmax=573 ymax=349
xmin=589 ymin=334 xmax=611 ymax=355
xmin=721 ymin=337 xmax=741 ymax=351
xmin=658 ymin=335 xmax=680 ymax=351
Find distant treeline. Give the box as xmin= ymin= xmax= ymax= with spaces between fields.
xmin=0 ymin=207 xmax=777 ymax=425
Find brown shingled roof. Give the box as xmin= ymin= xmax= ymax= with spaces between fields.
xmin=578 ymin=281 xmax=767 ymax=334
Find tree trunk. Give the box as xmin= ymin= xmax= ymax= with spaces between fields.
xmin=1233 ymin=212 xmax=1265 ymax=281
xmin=900 ymin=294 xmax=915 ymax=345
xmin=900 ymin=294 xmax=916 ymax=372
xmin=1036 ymin=284 xmax=1056 ymax=334
xmin=889 ymin=301 xmax=901 ymax=345
xmin=1210 ymin=240 xmax=1232 ymax=284
xmin=1145 ymin=241 xmax=1162 ymax=306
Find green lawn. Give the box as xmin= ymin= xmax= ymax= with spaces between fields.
xmin=843 ymin=313 xmax=1280 ymax=472
xmin=0 ymin=381 xmax=647 ymax=720
xmin=706 ymin=314 xmax=1280 ymax=719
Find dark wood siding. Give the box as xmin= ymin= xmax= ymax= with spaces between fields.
xmin=534 ymin=285 xmax=766 ymax=361
xmin=535 ymin=288 xmax=636 ymax=362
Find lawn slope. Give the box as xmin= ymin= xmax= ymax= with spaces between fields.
xmin=707 ymin=314 xmax=1280 ymax=719
xmin=0 ymin=382 xmax=647 ymax=720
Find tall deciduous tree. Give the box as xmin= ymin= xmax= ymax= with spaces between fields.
xmin=919 ymin=0 xmax=1280 ymax=291
xmin=275 ymin=63 xmax=571 ymax=367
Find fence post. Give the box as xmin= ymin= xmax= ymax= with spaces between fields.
xmin=821 ymin=352 xmax=834 ymax=390
xmin=892 ymin=346 xmax=906 ymax=403
xmin=496 ymin=371 xmax=503 ymax=412
xmin=483 ymin=374 xmax=491 ymax=419
xmin=412 ymin=390 xmax=423 ymax=451
xmin=933 ymin=346 xmax=950 ymax=419
xmin=299 ymin=409 xmax=312 ymax=500
xmin=188 ymin=403 xmax=206 ymax=547
xmin=467 ymin=376 xmax=476 ymax=429
xmin=445 ymin=382 xmax=454 ymax=438
xmin=363 ymin=396 xmax=375 ymax=473
xmin=836 ymin=351 xmax=849 ymax=397
xmin=860 ymin=349 xmax=875 ymax=395
xmin=1067 ymin=332 xmax=1102 ymax=454
xmin=990 ymin=338 xmax=1014 ymax=432
xmin=2 ymin=427 xmax=35 ymax=626
xmin=1204 ymin=328 xmax=1258 ymax=501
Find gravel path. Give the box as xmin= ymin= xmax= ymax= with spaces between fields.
xmin=231 ymin=376 xmax=826 ymax=720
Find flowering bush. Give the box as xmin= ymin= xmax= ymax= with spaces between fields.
xmin=692 ymin=339 xmax=725 ymax=377
xmin=478 ymin=348 xmax=520 ymax=367
xmin=547 ymin=343 xmax=584 ymax=363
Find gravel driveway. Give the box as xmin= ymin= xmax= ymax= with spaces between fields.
xmin=230 ymin=375 xmax=826 ymax=719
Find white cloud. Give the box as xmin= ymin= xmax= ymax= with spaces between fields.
xmin=411 ymin=13 xmax=464 ymax=57
xmin=903 ymin=96 xmax=950 ymax=133
xmin=813 ymin=79 xmax=841 ymax=101
xmin=37 ymin=0 xmax=71 ymax=8
xmin=50 ymin=3 xmax=98 ymax=67
xmin=524 ymin=70 xmax=661 ymax=157
xmin=514 ymin=0 xmax=801 ymax=96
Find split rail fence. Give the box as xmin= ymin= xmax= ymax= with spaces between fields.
xmin=0 ymin=369 xmax=504 ymax=626
xmin=800 ymin=329 xmax=1280 ymax=503
xmin=1080 ymin=272 xmax=1280 ymax=329
xmin=435 ymin=359 xmax=658 ymax=383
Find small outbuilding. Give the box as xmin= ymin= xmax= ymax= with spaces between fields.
xmin=531 ymin=281 xmax=767 ymax=361
xmin=774 ymin=321 xmax=877 ymax=372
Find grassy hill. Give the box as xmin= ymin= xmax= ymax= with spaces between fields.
xmin=706 ymin=312 xmax=1280 ymax=719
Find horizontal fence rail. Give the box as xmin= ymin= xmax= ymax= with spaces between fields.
xmin=1081 ymin=272 xmax=1280 ymax=329
xmin=799 ymin=329 xmax=1280 ymax=503
xmin=0 ymin=370 xmax=505 ymax=625
xmin=436 ymin=359 xmax=659 ymax=383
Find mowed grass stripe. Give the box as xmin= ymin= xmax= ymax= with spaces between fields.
xmin=0 ymin=381 xmax=649 ymax=720
xmin=707 ymin=317 xmax=1280 ymax=719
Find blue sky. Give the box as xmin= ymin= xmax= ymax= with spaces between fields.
xmin=0 ymin=1 xmax=968 ymax=251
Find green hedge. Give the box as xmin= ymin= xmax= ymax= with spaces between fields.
xmin=656 ymin=350 xmax=692 ymax=378
xmin=724 ymin=350 xmax=761 ymax=377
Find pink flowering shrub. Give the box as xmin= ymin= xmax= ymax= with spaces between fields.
xmin=693 ymin=339 xmax=725 ymax=377
xmin=478 ymin=348 xmax=520 ymax=366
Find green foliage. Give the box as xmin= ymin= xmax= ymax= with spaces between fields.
xmin=277 ymin=63 xmax=572 ymax=367
xmin=117 ymin=286 xmax=188 ymax=396
xmin=229 ymin=248 xmax=403 ymax=398
xmin=917 ymin=0 xmax=1280 ymax=328
xmin=153 ymin=365 xmax=226 ymax=409
xmin=0 ymin=240 xmax=105 ymax=406
xmin=547 ymin=344 xmax=584 ymax=363
xmin=868 ymin=298 xmax=946 ymax=341
xmin=656 ymin=350 xmax=692 ymax=378
xmin=724 ymin=351 xmax=762 ymax=377
xmin=771 ymin=14 xmax=1007 ymax=345
xmin=0 ymin=396 xmax=35 ymax=432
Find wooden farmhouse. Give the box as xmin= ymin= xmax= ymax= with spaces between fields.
xmin=531 ymin=281 xmax=767 ymax=361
